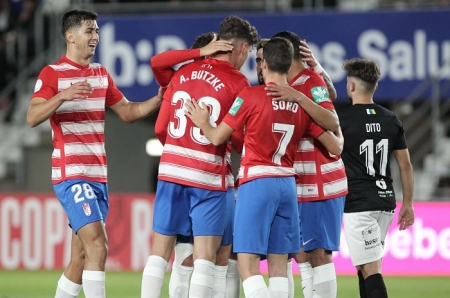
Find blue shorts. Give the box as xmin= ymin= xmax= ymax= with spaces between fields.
xmin=234 ymin=177 xmax=300 ymax=255
xmin=153 ymin=180 xmax=227 ymax=237
xmin=53 ymin=179 xmax=109 ymax=233
xmin=221 ymin=188 xmax=235 ymax=246
xmin=299 ymin=196 xmax=345 ymax=252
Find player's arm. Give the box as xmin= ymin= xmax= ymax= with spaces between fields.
xmin=265 ymin=84 xmax=339 ymax=133
xmin=316 ymin=128 xmax=343 ymax=156
xmin=184 ymin=98 xmax=234 ymax=146
xmin=155 ymin=92 xmax=171 ymax=145
xmin=150 ymin=36 xmax=233 ymax=87
xmin=300 ymin=39 xmax=337 ymax=101
xmin=393 ymin=149 xmax=415 ymax=230
xmin=109 ymin=87 xmax=163 ymax=123
xmin=27 ymin=80 xmax=93 ymax=127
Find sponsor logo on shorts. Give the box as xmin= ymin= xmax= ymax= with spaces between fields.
xmin=82 ymin=203 xmax=92 ymax=217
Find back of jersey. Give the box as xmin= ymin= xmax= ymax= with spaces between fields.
xmin=158 ymin=58 xmax=249 ymax=191
xmin=224 ymin=85 xmax=324 ymax=184
xmin=338 ymin=103 xmax=408 ymax=212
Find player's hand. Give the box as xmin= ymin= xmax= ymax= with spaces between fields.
xmin=397 ymin=204 xmax=415 ymax=230
xmin=60 ymin=80 xmax=93 ymax=101
xmin=265 ymin=83 xmax=306 ymax=103
xmin=300 ymin=39 xmax=318 ymax=68
xmin=184 ymin=98 xmax=210 ymax=128
xmin=199 ymin=34 xmax=233 ymax=57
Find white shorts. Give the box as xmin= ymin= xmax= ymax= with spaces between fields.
xmin=343 ymin=210 xmax=394 ymax=266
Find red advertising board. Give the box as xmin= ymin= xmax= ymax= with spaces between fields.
xmin=1 ymin=193 xmax=449 ymax=275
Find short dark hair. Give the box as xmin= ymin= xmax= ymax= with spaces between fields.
xmin=191 ymin=32 xmax=216 ymax=49
xmin=342 ymin=58 xmax=381 ymax=92
xmin=61 ymin=9 xmax=98 ymax=36
xmin=263 ymin=37 xmax=293 ymax=75
xmin=218 ymin=15 xmax=259 ymax=46
xmin=256 ymin=38 xmax=269 ymax=51
xmin=271 ymin=30 xmax=302 ymax=60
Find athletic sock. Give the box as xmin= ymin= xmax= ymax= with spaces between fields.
xmin=312 ymin=263 xmax=337 ymax=298
xmin=55 ymin=273 xmax=82 ymax=298
xmin=212 ymin=265 xmax=228 ymax=298
xmin=169 ymin=263 xmax=193 ymax=298
xmin=242 ymin=275 xmax=270 ymax=298
xmin=268 ymin=277 xmax=289 ymax=298
xmin=299 ymin=262 xmax=313 ymax=298
xmin=287 ymin=260 xmax=294 ymax=298
xmin=358 ymin=270 xmax=368 ymax=298
xmin=189 ymin=259 xmax=215 ymax=298
xmin=82 ymin=270 xmax=105 ymax=298
xmin=365 ymin=273 xmax=387 ymax=298
xmin=225 ymin=259 xmax=241 ymax=298
xmin=169 ymin=243 xmax=194 ymax=298
xmin=141 ymin=255 xmax=168 ymax=298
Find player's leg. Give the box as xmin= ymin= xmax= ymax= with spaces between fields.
xmin=295 ymin=200 xmax=314 ymax=298
xmin=189 ymin=187 xmax=227 ymax=298
xmin=267 ymin=177 xmax=300 ymax=298
xmin=54 ymin=180 xmax=109 ymax=298
xmin=142 ymin=181 xmax=191 ymax=298
xmin=226 ymin=252 xmax=241 ymax=298
xmin=169 ymin=236 xmax=194 ymax=298
xmin=55 ymin=231 xmax=84 ymax=298
xmin=303 ymin=197 xmax=345 ymax=298
xmin=344 ymin=210 xmax=393 ymax=298
xmin=212 ymin=187 xmax=235 ymax=298
xmin=359 ymin=210 xmax=394 ymax=298
xmin=235 ymin=178 xmax=289 ymax=298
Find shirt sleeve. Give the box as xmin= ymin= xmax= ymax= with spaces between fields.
xmin=305 ymin=74 xmax=334 ymax=110
xmin=306 ymin=116 xmax=325 ymax=138
xmin=393 ymin=117 xmax=408 ymax=150
xmin=32 ymin=66 xmax=58 ymax=100
xmin=105 ymin=71 xmax=124 ymax=107
xmin=150 ymin=49 xmax=201 ymax=87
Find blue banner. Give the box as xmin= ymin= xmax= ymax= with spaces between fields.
xmin=94 ymin=9 xmax=450 ymax=102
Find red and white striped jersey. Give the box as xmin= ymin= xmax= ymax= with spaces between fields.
xmin=32 ymin=56 xmax=123 ymax=184
xmin=290 ymin=69 xmax=348 ymax=202
xmin=155 ymin=58 xmax=250 ymax=190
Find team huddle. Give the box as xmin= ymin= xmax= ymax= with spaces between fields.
xmin=27 ymin=8 xmax=415 ymax=298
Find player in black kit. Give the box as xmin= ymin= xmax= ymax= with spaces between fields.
xmin=338 ymin=58 xmax=415 ymax=298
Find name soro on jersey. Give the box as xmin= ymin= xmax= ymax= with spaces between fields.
xmin=179 ymin=70 xmax=225 ymax=92
xmin=272 ymin=100 xmax=299 ymax=113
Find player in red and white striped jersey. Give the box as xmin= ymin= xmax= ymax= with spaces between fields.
xmin=266 ymin=31 xmax=347 ymax=298
xmin=27 ymin=9 xmax=162 ymax=298
xmin=141 ymin=16 xmax=259 ymax=298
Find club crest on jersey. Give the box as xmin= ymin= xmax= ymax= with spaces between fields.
xmin=311 ymin=86 xmax=330 ymax=104
xmin=82 ymin=203 xmax=92 ymax=217
xmin=229 ymin=97 xmax=244 ymax=116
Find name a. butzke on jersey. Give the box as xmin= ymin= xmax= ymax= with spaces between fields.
xmin=179 ymin=68 xmax=225 ymax=92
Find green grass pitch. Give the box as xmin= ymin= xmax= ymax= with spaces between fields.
xmin=0 ymin=270 xmax=449 ymax=297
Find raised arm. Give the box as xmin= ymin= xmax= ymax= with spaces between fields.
xmin=393 ymin=149 xmax=415 ymax=230
xmin=150 ymin=35 xmax=233 ymax=87
xmin=300 ymin=39 xmax=337 ymax=101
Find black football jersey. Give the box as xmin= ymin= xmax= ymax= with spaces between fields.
xmin=338 ymin=103 xmax=408 ymax=213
